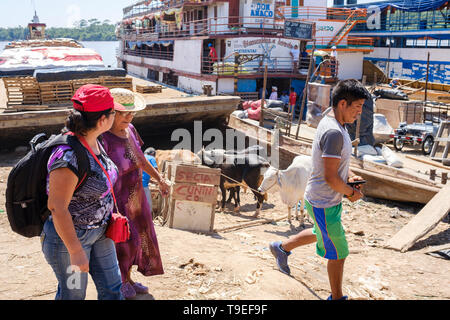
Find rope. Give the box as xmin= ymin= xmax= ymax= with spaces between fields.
xmin=220 ymin=172 xmax=265 ymax=195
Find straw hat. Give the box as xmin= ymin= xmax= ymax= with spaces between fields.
xmin=110 ymin=88 xmax=146 ymax=112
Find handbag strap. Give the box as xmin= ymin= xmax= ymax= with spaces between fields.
xmin=77 ymin=135 xmax=119 ymax=213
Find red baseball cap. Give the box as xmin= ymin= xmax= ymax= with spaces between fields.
xmin=71 ymin=84 xmax=122 ymax=112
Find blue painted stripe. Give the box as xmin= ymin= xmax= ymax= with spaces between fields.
xmin=312 ymin=206 xmax=338 ymax=260
xmin=364 ymin=57 xmax=450 ymax=65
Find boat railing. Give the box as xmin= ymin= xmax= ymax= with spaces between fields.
xmin=277 ymin=6 xmax=367 ymax=22
xmin=122 ymin=16 xmax=285 ymax=39
xmin=313 ymin=36 xmax=374 ymax=47
xmin=122 ymin=15 xmax=375 ymax=44
xmin=201 ymin=55 xmax=313 ymax=76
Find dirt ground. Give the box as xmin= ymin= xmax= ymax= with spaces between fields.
xmin=0 ymin=150 xmax=449 ymax=301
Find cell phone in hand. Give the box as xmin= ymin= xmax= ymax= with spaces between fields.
xmin=347 ymin=180 xmax=366 ymax=187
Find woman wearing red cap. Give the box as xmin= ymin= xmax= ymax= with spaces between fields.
xmin=101 ymin=88 xmax=170 ymax=299
xmin=42 ymin=84 xmax=124 ymax=300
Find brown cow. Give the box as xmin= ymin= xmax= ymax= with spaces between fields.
xmin=155 ymin=149 xmax=202 ymax=173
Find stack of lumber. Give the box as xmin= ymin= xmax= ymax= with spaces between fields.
xmin=100 ymin=76 xmax=133 ymax=91
xmin=2 ymin=76 xmax=135 ymax=107
xmin=39 ymin=81 xmax=73 ymax=104
xmin=3 ymin=77 xmax=41 ymax=107
xmin=71 ymin=78 xmax=103 ymax=92
xmin=135 ymin=84 xmax=163 ymax=94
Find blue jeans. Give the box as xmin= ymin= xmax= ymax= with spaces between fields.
xmin=41 ymin=218 xmax=123 ymax=300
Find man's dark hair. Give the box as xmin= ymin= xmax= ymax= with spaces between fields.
xmin=290 ymin=87 xmax=295 ymax=91
xmin=145 ymin=147 xmax=156 ymax=156
xmin=331 ymin=79 xmax=370 ymax=108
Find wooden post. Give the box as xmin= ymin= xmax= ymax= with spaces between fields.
xmin=234 ymin=52 xmax=239 ymax=95
xmin=354 ymin=114 xmax=362 ymax=157
xmin=430 ymin=169 xmax=436 ymax=181
xmin=442 ymin=172 xmax=448 ymax=185
xmin=424 ymin=52 xmax=430 ymax=102
xmin=259 ymin=64 xmax=268 ymax=127
xmin=295 ymin=43 xmax=316 ymax=140
xmin=386 ymin=38 xmax=391 ymax=83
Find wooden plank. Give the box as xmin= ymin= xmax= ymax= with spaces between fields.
xmin=385 ymin=184 xmax=450 ymax=252
xmin=350 ymin=157 xmax=440 ymax=187
xmin=351 ymin=167 xmax=440 ymax=204
xmin=405 ymin=155 xmax=450 ymax=171
xmin=214 ymin=215 xmax=289 ymax=233
xmin=422 ymin=243 xmax=450 ymax=254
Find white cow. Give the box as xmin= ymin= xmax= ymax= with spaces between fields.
xmin=258 ymin=155 xmax=313 ymax=225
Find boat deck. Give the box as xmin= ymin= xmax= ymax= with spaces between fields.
xmin=0 ymin=76 xmax=240 ymax=150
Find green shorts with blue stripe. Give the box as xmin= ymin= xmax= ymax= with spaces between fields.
xmin=305 ymin=199 xmax=349 ymax=260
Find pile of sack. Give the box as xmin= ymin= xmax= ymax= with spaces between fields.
xmin=357 ymin=144 xmax=403 ymax=168
xmin=233 ymin=99 xmax=286 ymax=121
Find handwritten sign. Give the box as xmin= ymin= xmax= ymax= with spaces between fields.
xmin=284 ymin=20 xmax=314 ymax=40
xmin=174 ymin=167 xmax=220 ymax=186
xmin=172 ymin=183 xmax=218 ymax=204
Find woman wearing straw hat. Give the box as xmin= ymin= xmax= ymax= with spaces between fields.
xmin=101 ymin=88 xmax=170 ymax=299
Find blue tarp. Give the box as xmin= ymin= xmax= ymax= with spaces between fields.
xmin=349 ymin=0 xmax=448 ymax=12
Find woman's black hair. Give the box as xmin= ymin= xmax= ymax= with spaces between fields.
xmin=331 ymin=79 xmax=371 ymax=108
xmin=62 ymin=106 xmax=114 ymax=136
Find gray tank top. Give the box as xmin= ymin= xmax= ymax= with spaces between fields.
xmin=305 ymin=115 xmax=353 ymax=208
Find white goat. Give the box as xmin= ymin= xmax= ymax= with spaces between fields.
xmin=258 ymin=155 xmax=313 ymax=224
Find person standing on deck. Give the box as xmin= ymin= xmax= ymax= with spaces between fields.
xmin=288 ymin=87 xmax=297 ymax=116
xmin=269 ymin=79 xmax=369 ymax=300
xmin=290 ymin=44 xmax=300 ymax=73
xmin=208 ymin=43 xmax=218 ymax=73
xmin=269 ymin=86 xmax=278 ymax=100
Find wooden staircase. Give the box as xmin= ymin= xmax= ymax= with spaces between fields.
xmin=327 ymin=9 xmax=366 ymax=48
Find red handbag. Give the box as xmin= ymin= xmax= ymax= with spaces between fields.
xmin=78 ymin=136 xmax=130 ymax=244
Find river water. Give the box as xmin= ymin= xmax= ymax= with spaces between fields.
xmin=0 ymin=41 xmax=120 ymax=68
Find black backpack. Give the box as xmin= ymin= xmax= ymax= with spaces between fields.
xmin=5 ymin=133 xmax=91 ymax=238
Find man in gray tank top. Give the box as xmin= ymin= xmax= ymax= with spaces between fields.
xmin=269 ymin=80 xmax=370 ymax=300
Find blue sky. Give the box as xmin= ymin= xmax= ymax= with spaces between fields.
xmin=0 ymin=0 xmax=377 ymax=28
xmin=0 ymin=0 xmax=132 ymax=28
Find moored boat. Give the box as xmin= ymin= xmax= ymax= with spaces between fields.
xmin=227 ymin=114 xmax=445 ymax=204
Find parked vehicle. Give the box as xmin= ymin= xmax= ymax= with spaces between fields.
xmin=391 ymin=122 xmax=438 ymax=155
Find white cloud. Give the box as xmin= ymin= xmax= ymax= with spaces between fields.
xmin=66 ymin=4 xmax=81 ymax=28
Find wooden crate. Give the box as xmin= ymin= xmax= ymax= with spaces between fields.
xmin=71 ymin=78 xmax=103 ymax=93
xmin=3 ymin=77 xmax=41 ymax=107
xmin=39 ymin=81 xmax=73 ymax=104
xmin=135 ymin=84 xmax=163 ymax=94
xmin=166 ymin=163 xmax=221 ymax=233
xmin=100 ymin=76 xmax=133 ymax=90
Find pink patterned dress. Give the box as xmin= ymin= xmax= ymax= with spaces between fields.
xmin=102 ymin=124 xmax=164 ymax=282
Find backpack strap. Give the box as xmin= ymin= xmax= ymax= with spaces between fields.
xmin=65 ymin=135 xmax=91 ymax=192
